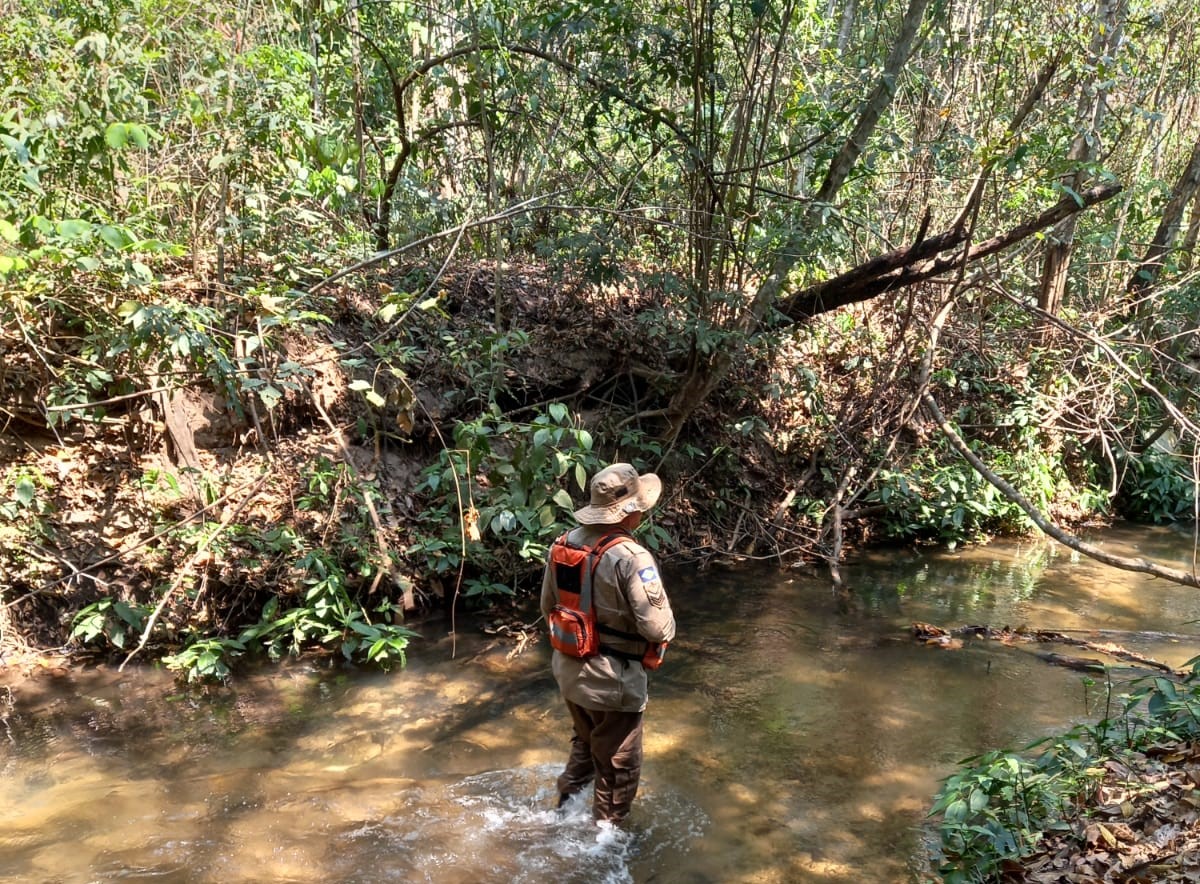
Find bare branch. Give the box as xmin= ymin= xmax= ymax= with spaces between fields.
xmin=922 ymin=391 xmax=1200 ymax=588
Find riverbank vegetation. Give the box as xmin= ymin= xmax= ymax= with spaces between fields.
xmin=930 ymin=662 xmax=1200 ymax=882
xmin=3 ymin=0 xmax=1199 ymax=877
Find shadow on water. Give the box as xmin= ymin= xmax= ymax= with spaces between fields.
xmin=3 ymin=524 xmax=1200 ymax=883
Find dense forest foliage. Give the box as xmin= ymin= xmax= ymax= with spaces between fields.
xmin=3 ymin=1 xmax=1200 ymax=878
xmin=1 ymin=0 xmax=1198 ymax=684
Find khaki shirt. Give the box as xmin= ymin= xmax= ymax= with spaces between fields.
xmin=540 ymin=525 xmax=675 ymax=713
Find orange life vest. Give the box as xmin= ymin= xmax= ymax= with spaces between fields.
xmin=547 ymin=530 xmax=668 ymax=670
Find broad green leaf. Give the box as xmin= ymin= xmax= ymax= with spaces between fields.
xmin=0 ymin=219 xmax=17 ymax=242
xmin=56 ymin=219 xmax=92 ymax=240
xmin=348 ymin=379 xmax=371 ymax=391
xmin=127 ymin=124 xmax=150 ymax=148
xmin=552 ymin=488 xmax=574 ymax=509
xmin=259 ymin=385 xmax=283 ymax=409
xmin=98 ymin=225 xmax=131 ymax=249
xmin=104 ymin=122 xmax=129 ymax=149
xmin=114 ymin=601 xmax=142 ymax=626
xmin=943 ymin=798 xmax=968 ymax=823
xmin=365 ymin=390 xmax=386 ymax=407
xmin=14 ymin=478 xmax=35 ymax=507
xmin=0 ymin=133 xmax=25 ymax=159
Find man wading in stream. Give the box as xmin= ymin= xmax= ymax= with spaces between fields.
xmin=541 ymin=462 xmax=676 ymax=826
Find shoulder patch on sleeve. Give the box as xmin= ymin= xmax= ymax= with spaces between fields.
xmin=636 ymin=563 xmax=666 ymax=608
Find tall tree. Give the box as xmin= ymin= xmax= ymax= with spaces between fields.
xmin=659 ymin=0 xmax=936 ymax=439
xmin=1037 ymin=0 xmax=1127 ymax=318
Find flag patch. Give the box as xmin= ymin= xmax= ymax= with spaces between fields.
xmin=638 ymin=566 xmax=659 ymax=583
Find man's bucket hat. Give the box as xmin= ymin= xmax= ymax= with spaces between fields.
xmin=574 ymin=463 xmax=662 ymax=525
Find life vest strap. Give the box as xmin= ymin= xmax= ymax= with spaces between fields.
xmin=598 ymin=644 xmax=645 ymax=663
xmin=597 ymin=622 xmax=644 ymax=643
xmin=549 ymin=528 xmax=655 ymax=664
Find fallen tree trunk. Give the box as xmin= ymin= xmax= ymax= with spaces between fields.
xmin=785 ymin=182 xmax=1123 ymax=320
xmin=912 ymin=622 xmax=1189 ymax=677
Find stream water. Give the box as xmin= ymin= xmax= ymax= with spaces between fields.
xmin=3 ymin=524 xmax=1200 ymax=883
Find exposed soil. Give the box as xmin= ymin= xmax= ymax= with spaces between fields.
xmin=0 ymin=260 xmax=811 ymax=674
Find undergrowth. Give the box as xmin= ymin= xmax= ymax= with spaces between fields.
xmin=928 ymin=661 xmax=1200 ymax=882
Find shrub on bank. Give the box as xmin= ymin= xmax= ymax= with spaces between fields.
xmin=929 ymin=660 xmax=1200 ymax=881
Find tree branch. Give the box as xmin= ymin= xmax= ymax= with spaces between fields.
xmin=786 ymin=182 xmax=1122 ymax=320
xmin=922 ymin=390 xmax=1200 ymax=588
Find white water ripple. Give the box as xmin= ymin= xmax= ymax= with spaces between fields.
xmin=342 ymin=763 xmax=709 ymax=883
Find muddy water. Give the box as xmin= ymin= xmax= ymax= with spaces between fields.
xmin=3 ymin=524 xmax=1200 ymax=883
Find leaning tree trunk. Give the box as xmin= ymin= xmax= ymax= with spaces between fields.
xmin=1182 ymin=188 xmax=1200 ymax=270
xmin=660 ymin=0 xmax=934 ymax=440
xmin=1127 ymin=133 xmax=1200 ymax=302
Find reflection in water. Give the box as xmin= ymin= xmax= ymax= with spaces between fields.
xmin=2 ymin=525 xmax=1199 ymax=882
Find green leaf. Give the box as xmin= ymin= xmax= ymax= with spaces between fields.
xmin=348 ymin=379 xmax=371 ymax=391
xmin=98 ymin=225 xmax=132 ymax=249
xmin=575 ymin=463 xmax=587 ymax=491
xmin=552 ymin=488 xmax=574 ymax=509
xmin=113 ymin=601 xmax=143 ymax=627
xmin=56 ymin=219 xmax=92 ymax=241
xmin=126 ymin=124 xmax=149 ymax=148
xmin=259 ymin=385 xmax=283 ymax=409
xmin=14 ymin=478 xmax=35 ymax=507
xmin=0 ymin=219 xmax=17 ymax=243
xmin=104 ymin=122 xmax=129 ymax=150
xmin=944 ymin=798 xmax=968 ymax=823
xmin=365 ymin=390 xmax=386 ymax=407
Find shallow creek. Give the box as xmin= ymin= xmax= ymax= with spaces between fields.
xmin=3 ymin=524 xmax=1200 ymax=883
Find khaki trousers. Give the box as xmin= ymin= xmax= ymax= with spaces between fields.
xmin=556 ymin=699 xmax=644 ymax=824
